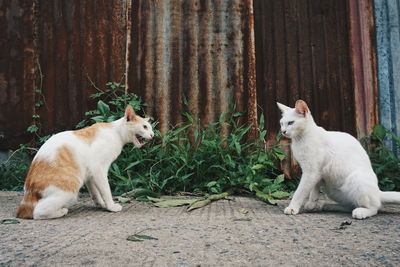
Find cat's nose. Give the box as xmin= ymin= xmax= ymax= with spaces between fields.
xmin=282 ymin=130 xmax=287 ymax=135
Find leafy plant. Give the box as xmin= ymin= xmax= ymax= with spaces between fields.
xmin=0 ymin=146 xmax=35 ymax=191
xmin=1 ymin=82 xmax=292 ymax=204
xmin=80 ymin=89 xmax=289 ymax=201
xmin=363 ymin=125 xmax=400 ymax=191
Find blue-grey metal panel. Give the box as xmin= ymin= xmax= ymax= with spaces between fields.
xmin=374 ymin=0 xmax=400 ymax=150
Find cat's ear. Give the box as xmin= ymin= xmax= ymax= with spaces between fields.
xmin=144 ymin=117 xmax=150 ymax=122
xmin=125 ymin=106 xmax=136 ymax=122
xmin=295 ymin=100 xmax=309 ymax=116
xmin=277 ymin=102 xmax=291 ymax=114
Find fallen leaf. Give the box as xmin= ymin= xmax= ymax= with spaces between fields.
xmin=233 ymin=218 xmax=252 ymax=222
xmin=187 ymin=199 xmax=212 ymax=211
xmin=127 ymin=235 xmax=144 ymax=242
xmin=207 ymin=192 xmax=229 ymax=201
xmin=0 ymin=219 xmax=20 ymax=224
xmin=133 ymin=234 xmax=158 ymax=240
xmin=237 ymin=208 xmax=249 ymax=214
xmin=154 ymin=199 xmax=198 ymax=208
xmin=270 ymin=191 xmax=291 ymax=199
xmin=135 ymin=196 xmax=151 ymax=202
xmin=116 ymin=196 xmax=131 ymax=203
xmin=256 ymin=191 xmax=277 ymax=205
xmin=121 ymin=188 xmax=159 ymax=199
xmin=146 ymin=196 xmax=164 ymax=202
xmin=127 ymin=233 xmax=158 ymax=242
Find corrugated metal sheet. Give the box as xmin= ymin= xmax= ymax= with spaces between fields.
xmin=0 ymin=0 xmax=127 ymax=149
xmin=254 ymin=0 xmax=356 ymax=138
xmin=127 ymin=0 xmax=258 ymax=137
xmin=374 ymin=0 xmax=400 ymax=151
xmin=0 ymin=0 xmax=37 ymax=148
xmin=0 ymin=0 xmax=380 ymax=151
xmin=254 ymin=0 xmax=378 ymax=138
xmin=348 ymin=0 xmax=378 ymax=136
xmin=37 ymin=0 xmax=127 ymax=134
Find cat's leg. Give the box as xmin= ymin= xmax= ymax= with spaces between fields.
xmin=86 ymin=179 xmax=106 ymax=208
xmin=285 ymin=172 xmax=321 ymax=215
xmin=91 ymin=169 xmax=122 ymax=212
xmin=33 ymin=187 xmax=76 ymax=219
xmin=352 ymin=207 xmax=378 ymax=219
xmin=351 ymin=188 xmax=380 ymax=219
xmin=303 ymin=182 xmax=323 ymax=211
xmin=342 ymin=174 xmax=381 ymax=219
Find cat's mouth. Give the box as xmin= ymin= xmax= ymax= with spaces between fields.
xmin=134 ymin=134 xmax=146 ymax=148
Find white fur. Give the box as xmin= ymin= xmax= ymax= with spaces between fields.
xmin=33 ymin=186 xmax=76 ymax=219
xmin=32 ymin=113 xmax=154 ymax=219
xmin=277 ymin=101 xmax=400 ymax=219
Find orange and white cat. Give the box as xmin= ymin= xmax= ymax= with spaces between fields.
xmin=16 ymin=106 xmax=154 ymax=219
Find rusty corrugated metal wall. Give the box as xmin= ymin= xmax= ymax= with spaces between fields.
xmin=127 ymin=0 xmax=258 ymax=137
xmin=0 ymin=0 xmax=36 ymax=148
xmin=0 ymin=0 xmax=127 ymax=149
xmin=38 ymin=0 xmax=127 ymax=134
xmin=1 ymin=0 xmax=378 ymax=150
xmin=254 ymin=0 xmax=357 ymax=138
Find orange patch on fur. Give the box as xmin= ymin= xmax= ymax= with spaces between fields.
xmin=16 ymin=145 xmax=80 ymax=218
xmin=295 ymin=100 xmax=309 ymax=115
xmin=16 ymin=191 xmax=41 ymax=219
xmin=24 ymin=145 xmax=81 ymax=192
xmin=74 ymin=122 xmax=111 ymax=144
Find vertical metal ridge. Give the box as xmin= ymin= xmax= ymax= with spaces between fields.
xmin=0 ymin=0 xmax=381 ymax=150
xmin=243 ymin=0 xmax=258 ymax=140
xmin=141 ymin=0 xmax=155 ymax=117
xmin=168 ymin=0 xmax=183 ymax=127
xmin=125 ymin=0 xmax=133 ymax=93
xmin=198 ymin=0 xmax=214 ymax=128
xmin=127 ymin=0 xmax=259 ymax=135
xmin=153 ymin=0 xmax=169 ymax=133
xmin=184 ymin=0 xmax=200 ymax=130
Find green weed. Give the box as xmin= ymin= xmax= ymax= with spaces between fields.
xmin=1 ymin=82 xmax=291 ymax=203
xmin=0 ymin=146 xmax=35 ymax=191
xmin=363 ymin=125 xmax=400 ymax=191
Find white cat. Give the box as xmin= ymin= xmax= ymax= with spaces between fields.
xmin=277 ymin=100 xmax=400 ymax=219
xmin=16 ymin=106 xmax=154 ymax=220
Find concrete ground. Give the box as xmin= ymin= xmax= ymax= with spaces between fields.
xmin=1 ymin=191 xmax=400 ymax=267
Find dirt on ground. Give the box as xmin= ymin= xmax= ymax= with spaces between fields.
xmin=1 ymin=191 xmax=400 ymax=266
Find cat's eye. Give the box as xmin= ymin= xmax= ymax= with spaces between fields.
xmin=288 ymin=121 xmax=294 ymax=125
xmin=143 ymin=125 xmax=148 ymax=129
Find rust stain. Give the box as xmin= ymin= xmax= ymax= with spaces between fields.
xmin=0 ymin=0 xmax=37 ymax=149
xmin=243 ymin=0 xmax=258 ymax=141
xmin=127 ymin=0 xmax=259 ymax=138
xmin=1 ymin=0 xmax=379 ymax=157
xmin=348 ymin=0 xmax=379 ymax=137
xmin=124 ymin=0 xmax=133 ymax=94
xmin=36 ymin=0 xmax=127 ymax=145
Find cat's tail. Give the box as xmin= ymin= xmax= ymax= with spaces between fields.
xmin=16 ymin=191 xmax=41 ymax=219
xmin=380 ymin=191 xmax=400 ymax=204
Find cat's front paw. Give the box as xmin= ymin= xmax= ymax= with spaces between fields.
xmin=284 ymin=206 xmax=299 ymax=215
xmin=107 ymin=203 xmax=122 ymax=212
